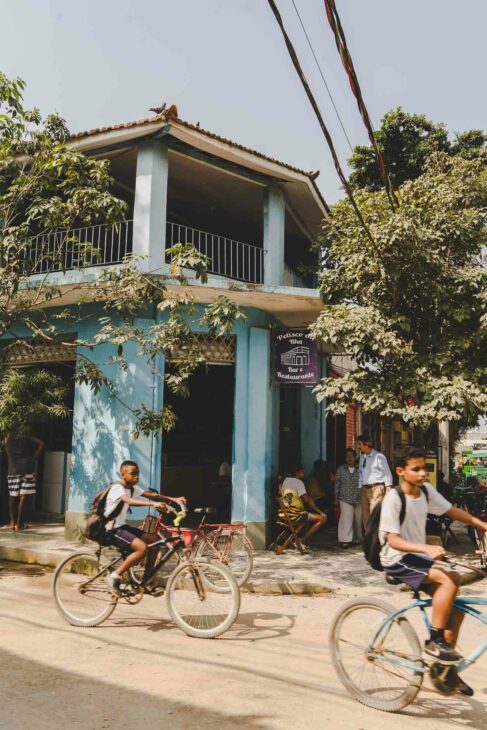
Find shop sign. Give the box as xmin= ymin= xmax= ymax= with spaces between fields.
xmin=273 ymin=329 xmax=317 ymax=384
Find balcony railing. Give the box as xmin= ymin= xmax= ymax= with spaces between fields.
xmin=29 ymin=220 xmax=133 ymax=273
xmin=166 ymin=222 xmax=264 ymax=284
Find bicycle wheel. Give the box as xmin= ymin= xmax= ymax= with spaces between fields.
xmin=53 ymin=551 xmax=117 ymax=627
xmin=330 ymin=598 xmax=423 ymax=712
xmin=195 ymin=530 xmax=253 ymax=587
xmin=166 ymin=559 xmax=240 ymax=638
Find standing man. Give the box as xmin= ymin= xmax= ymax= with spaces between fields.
xmin=3 ymin=429 xmax=45 ymax=531
xmin=334 ymin=448 xmax=361 ymax=548
xmin=358 ymin=433 xmax=393 ymax=529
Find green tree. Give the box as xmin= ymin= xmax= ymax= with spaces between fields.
xmin=0 ymin=72 xmax=243 ymax=437
xmin=0 ymin=368 xmax=69 ymax=435
xmin=312 ymin=152 xmax=487 ymax=441
xmin=348 ymin=107 xmax=486 ymax=191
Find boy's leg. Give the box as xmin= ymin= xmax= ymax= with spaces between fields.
xmin=425 ymin=567 xmax=461 ymax=631
xmin=302 ymin=512 xmax=326 ymax=544
xmin=115 ymin=537 xmax=148 ymax=576
xmin=423 ymin=571 xmax=464 ymax=646
xmin=16 ymin=495 xmax=28 ymax=530
xmin=8 ymin=495 xmax=17 ymax=529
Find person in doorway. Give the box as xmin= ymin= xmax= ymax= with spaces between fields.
xmin=380 ymin=447 xmax=487 ymax=695
xmin=334 ymin=448 xmax=361 ymax=548
xmin=3 ymin=429 xmax=45 ymax=531
xmin=105 ymin=460 xmax=187 ymax=596
xmin=280 ymin=466 xmax=326 ymax=546
xmin=306 ymin=460 xmax=335 ymax=522
xmin=358 ymin=433 xmax=393 ymax=529
xmin=218 ymin=455 xmax=232 ymax=480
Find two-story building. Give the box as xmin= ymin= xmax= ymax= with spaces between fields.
xmin=5 ymin=106 xmax=348 ymax=547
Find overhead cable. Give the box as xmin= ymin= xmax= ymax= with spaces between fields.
xmin=291 ymin=0 xmax=354 ymax=153
xmin=266 ymin=0 xmax=379 ymax=250
xmin=323 ymin=0 xmax=399 ymax=210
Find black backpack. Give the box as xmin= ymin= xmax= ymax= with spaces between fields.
xmin=363 ymin=485 xmax=429 ymax=571
xmin=83 ymin=483 xmax=132 ymax=545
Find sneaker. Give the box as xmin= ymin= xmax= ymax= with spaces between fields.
xmin=430 ymin=664 xmax=474 ymax=696
xmin=446 ymin=667 xmax=474 ymax=697
xmin=425 ymin=639 xmax=464 ymax=665
xmin=106 ymin=573 xmax=123 ymax=597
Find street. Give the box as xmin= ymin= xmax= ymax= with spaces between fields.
xmin=0 ymin=561 xmax=486 ymax=729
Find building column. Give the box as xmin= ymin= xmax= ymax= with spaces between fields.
xmin=232 ymin=327 xmax=273 ymax=548
xmin=133 ymin=139 xmax=168 ymax=272
xmin=300 ymin=386 xmax=322 ymax=474
xmin=263 ymin=186 xmax=285 ymax=287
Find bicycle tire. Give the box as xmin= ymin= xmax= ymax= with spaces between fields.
xmin=165 ymin=559 xmax=240 ymax=638
xmin=330 ymin=597 xmax=423 ymax=712
xmin=53 ymin=551 xmax=117 ymax=627
xmin=194 ymin=530 xmax=253 ymax=587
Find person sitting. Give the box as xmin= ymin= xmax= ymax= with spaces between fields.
xmin=306 ymin=459 xmax=335 ymax=522
xmin=104 ymin=460 xmax=186 ymax=596
xmin=280 ymin=466 xmax=326 ymax=546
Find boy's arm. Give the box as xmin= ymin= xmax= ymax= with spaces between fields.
xmin=119 ymin=495 xmax=167 ymax=510
xmin=386 ymin=532 xmax=446 ymax=560
xmin=31 ymin=437 xmax=45 ymax=458
xmin=141 ymin=491 xmax=187 ymax=506
xmin=446 ymin=506 xmax=487 ymax=532
xmin=302 ymin=493 xmax=325 ymax=516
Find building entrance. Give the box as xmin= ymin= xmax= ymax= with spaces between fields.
xmin=279 ymin=386 xmax=301 ymax=474
xmin=162 ymin=364 xmax=235 ymax=520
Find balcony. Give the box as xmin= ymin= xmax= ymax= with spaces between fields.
xmin=29 ymin=220 xmax=310 ymax=288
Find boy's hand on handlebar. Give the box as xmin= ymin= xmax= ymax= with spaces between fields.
xmin=153 ymin=502 xmax=168 ymax=512
xmin=172 ymin=496 xmax=187 ymax=506
xmin=425 ymin=545 xmax=447 ymax=561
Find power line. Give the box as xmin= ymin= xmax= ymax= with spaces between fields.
xmin=323 ymin=0 xmax=399 ymax=210
xmin=265 ymin=0 xmax=381 ymax=254
xmin=291 ymin=0 xmax=354 ymax=153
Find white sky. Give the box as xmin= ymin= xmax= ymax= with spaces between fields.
xmin=1 ymin=0 xmax=486 ymax=205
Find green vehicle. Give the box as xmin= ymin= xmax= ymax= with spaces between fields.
xmin=462 ymin=449 xmax=487 ymax=488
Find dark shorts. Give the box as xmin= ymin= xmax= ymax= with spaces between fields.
xmin=107 ymin=525 xmax=144 ymax=554
xmin=294 ymin=512 xmax=314 ymax=524
xmin=383 ymin=553 xmax=434 ymax=590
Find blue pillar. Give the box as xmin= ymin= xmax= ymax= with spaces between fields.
xmin=232 ymin=327 xmax=272 ymax=548
xmin=133 ymin=139 xmax=168 ymax=272
xmin=301 ymin=386 xmax=321 ymax=475
xmin=263 ymin=186 xmax=285 ymax=287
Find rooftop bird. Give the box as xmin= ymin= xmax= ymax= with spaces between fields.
xmin=149 ymin=103 xmax=167 ymax=115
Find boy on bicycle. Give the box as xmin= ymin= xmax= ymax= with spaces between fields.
xmin=105 ymin=460 xmax=186 ymax=596
xmin=379 ymin=447 xmax=487 ymax=695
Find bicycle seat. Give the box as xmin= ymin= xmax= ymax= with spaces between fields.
xmin=194 ymin=507 xmax=217 ymax=515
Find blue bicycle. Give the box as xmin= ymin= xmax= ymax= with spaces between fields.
xmin=330 ymin=550 xmax=487 ymax=712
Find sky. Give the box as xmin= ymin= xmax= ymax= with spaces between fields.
xmin=1 ymin=0 xmax=486 ymax=205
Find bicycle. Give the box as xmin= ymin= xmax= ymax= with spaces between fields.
xmin=52 ymin=515 xmax=241 ymax=639
xmin=134 ymin=505 xmax=253 ymax=588
xmin=330 ymin=553 xmax=487 ymax=712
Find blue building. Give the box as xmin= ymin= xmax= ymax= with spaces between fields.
xmin=9 ymin=107 xmax=332 ymax=547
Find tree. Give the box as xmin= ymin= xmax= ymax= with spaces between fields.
xmin=311 ymin=152 xmax=487 ymax=442
xmin=0 ymin=368 xmax=69 ymax=435
xmin=348 ymin=108 xmax=487 ymax=191
xmin=0 ymin=72 xmax=243 ymax=437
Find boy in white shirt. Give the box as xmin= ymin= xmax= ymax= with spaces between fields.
xmin=379 ymin=447 xmax=487 ymax=695
xmin=104 ymin=460 xmax=186 ymax=596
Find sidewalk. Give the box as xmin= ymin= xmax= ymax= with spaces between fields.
xmin=0 ymin=522 xmax=484 ymax=595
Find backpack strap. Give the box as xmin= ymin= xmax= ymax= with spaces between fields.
xmin=103 ymin=483 xmax=134 ymax=525
xmin=394 ymin=484 xmax=429 ymax=525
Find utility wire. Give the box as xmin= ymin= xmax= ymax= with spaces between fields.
xmin=323 ymin=0 xmax=399 ymax=210
xmin=291 ymin=0 xmax=354 ymax=153
xmin=265 ymin=0 xmax=380 ymax=253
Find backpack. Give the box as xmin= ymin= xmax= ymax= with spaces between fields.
xmin=363 ymin=484 xmax=429 ymax=571
xmin=83 ymin=483 xmax=132 ymax=545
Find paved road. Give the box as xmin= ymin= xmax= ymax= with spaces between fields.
xmin=0 ymin=561 xmax=486 ymax=730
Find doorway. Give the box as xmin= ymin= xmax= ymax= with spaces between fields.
xmin=162 ymin=364 xmax=235 ymax=519
xmin=279 ymin=386 xmax=301 ymax=474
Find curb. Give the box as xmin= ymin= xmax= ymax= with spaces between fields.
xmin=243 ymin=581 xmax=335 ymax=595
xmin=0 ymin=544 xmax=75 ymax=569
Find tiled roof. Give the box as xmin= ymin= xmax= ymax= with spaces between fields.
xmin=70 ymin=105 xmax=324 ymax=192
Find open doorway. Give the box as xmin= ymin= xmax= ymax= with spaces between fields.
xmin=162 ymin=363 xmax=235 ymax=520
xmin=279 ymin=386 xmax=301 ymax=474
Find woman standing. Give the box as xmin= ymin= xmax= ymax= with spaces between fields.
xmin=334 ymin=448 xmax=361 ymax=548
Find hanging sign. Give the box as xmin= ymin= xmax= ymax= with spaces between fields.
xmin=273 ymin=329 xmax=318 ymax=384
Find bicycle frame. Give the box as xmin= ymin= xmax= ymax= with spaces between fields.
xmin=369 ymin=595 xmax=487 ymax=675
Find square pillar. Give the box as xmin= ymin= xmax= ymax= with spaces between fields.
xmin=133 ymin=139 xmax=168 ymax=272
xmin=263 ymin=186 xmax=285 ymax=287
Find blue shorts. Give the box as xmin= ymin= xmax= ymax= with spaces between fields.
xmin=383 ymin=553 xmax=434 ymax=590
xmin=107 ymin=525 xmax=144 ymax=554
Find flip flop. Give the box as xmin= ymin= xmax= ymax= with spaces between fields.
xmin=15 ymin=524 xmax=30 ymax=531
xmin=0 ymin=525 xmax=15 ymax=531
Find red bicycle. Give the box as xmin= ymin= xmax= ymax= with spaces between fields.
xmin=133 ymin=506 xmax=254 ymax=588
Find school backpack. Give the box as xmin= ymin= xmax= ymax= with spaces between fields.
xmin=362 ymin=484 xmax=429 ymax=571
xmin=83 ymin=483 xmax=132 ymax=545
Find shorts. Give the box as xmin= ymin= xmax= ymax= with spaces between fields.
xmin=383 ymin=553 xmax=434 ymax=590
xmin=8 ymin=474 xmax=36 ymax=497
xmin=107 ymin=525 xmax=144 ymax=554
xmin=294 ymin=512 xmax=314 ymax=524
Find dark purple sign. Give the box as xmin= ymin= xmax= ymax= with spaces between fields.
xmin=273 ymin=329 xmax=318 ymax=384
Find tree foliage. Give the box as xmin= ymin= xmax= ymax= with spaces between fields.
xmin=348 ymin=108 xmax=487 ymax=191
xmin=0 ymin=72 xmax=244 ymax=437
xmin=0 ymin=368 xmax=70 ymax=434
xmin=312 ymin=152 xmax=487 ymax=433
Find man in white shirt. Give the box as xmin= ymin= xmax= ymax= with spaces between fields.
xmin=104 ymin=460 xmax=186 ymax=596
xmin=357 ymin=433 xmax=393 ymax=528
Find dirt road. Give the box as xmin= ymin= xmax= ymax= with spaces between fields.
xmin=0 ymin=561 xmax=485 ymax=729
